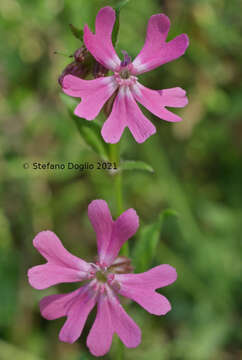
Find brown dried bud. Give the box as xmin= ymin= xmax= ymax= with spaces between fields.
xmin=109 ymin=256 xmax=134 ymax=274
xmin=58 ymin=61 xmax=89 ymax=86
xmin=74 ymin=46 xmax=88 ymax=63
xmin=58 ymin=44 xmax=109 ymax=87
xmin=93 ymin=61 xmax=109 ymax=78
xmin=58 ymin=46 xmax=92 ymax=86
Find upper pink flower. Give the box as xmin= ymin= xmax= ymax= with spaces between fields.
xmin=62 ymin=7 xmax=189 ymax=143
xmin=28 ymin=200 xmax=177 ymax=357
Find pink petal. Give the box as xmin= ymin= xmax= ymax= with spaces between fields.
xmin=158 ymin=87 xmax=188 ymax=107
xmin=40 ymin=288 xmax=82 ymax=320
xmin=28 ymin=264 xmax=87 ymax=290
xmin=88 ymin=201 xmax=138 ymax=267
xmin=101 ymin=87 xmax=156 ymax=144
xmin=32 ymin=231 xmax=88 ymax=269
xmin=132 ymin=83 xmax=184 ymax=122
xmin=59 ymin=286 xmax=96 ymax=344
xmin=87 ymin=291 xmax=141 ymax=356
xmin=159 ymin=87 xmax=186 ymax=97
xmin=120 ymin=285 xmax=171 ymax=315
xmin=104 ymin=209 xmax=139 ymax=265
xmin=40 ymin=284 xmax=97 ymax=343
xmin=28 ymin=231 xmax=90 ymax=289
xmin=88 ymin=200 xmax=113 ymax=264
xmin=101 ymin=89 xmax=126 ymax=144
xmin=118 ymin=264 xmax=177 ymax=289
xmin=132 ymin=14 xmax=171 ymax=74
xmin=84 ymin=7 xmax=120 ymax=71
xmin=87 ymin=294 xmax=114 ymax=356
xmin=132 ymin=14 xmax=189 ymax=74
xmin=62 ymin=75 xmax=117 ymax=120
xmin=115 ymin=265 xmax=177 ymax=315
xmin=109 ymin=293 xmax=141 ymax=348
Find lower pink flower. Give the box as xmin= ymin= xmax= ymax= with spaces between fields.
xmin=28 ymin=200 xmax=177 ymax=357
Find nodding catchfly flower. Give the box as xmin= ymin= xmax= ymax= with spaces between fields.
xmin=28 ymin=200 xmax=177 ymax=357
xmin=62 ymin=7 xmax=189 ymax=144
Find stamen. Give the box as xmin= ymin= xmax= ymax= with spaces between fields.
xmin=121 ymin=50 xmax=132 ymax=67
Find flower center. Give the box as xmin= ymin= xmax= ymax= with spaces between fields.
xmin=95 ymin=270 xmax=108 ymax=283
xmin=114 ymin=71 xmax=137 ymax=87
xmin=119 ymin=68 xmax=130 ymax=79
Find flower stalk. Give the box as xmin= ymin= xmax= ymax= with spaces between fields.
xmin=109 ymin=143 xmax=129 ymax=257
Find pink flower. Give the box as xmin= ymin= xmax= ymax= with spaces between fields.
xmin=62 ymin=7 xmax=189 ymax=143
xmin=28 ymin=200 xmax=177 ymax=357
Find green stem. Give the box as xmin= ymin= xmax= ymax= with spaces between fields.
xmin=116 ymin=337 xmax=125 ymax=360
xmin=115 ymin=169 xmax=123 ymax=216
xmin=109 ymin=143 xmax=128 ymax=257
xmin=110 ymin=143 xmax=122 ymax=215
xmin=109 ymin=144 xmax=127 ymax=360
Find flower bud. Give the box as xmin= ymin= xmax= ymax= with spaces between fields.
xmin=93 ymin=61 xmax=109 ymax=78
xmin=58 ymin=46 xmax=93 ymax=86
xmin=58 ymin=61 xmax=89 ymax=86
xmin=58 ymin=44 xmax=108 ymax=87
xmin=74 ymin=46 xmax=88 ymax=62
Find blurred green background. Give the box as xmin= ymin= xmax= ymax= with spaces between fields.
xmin=0 ymin=0 xmax=241 ymax=359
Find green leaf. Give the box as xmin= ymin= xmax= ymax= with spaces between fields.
xmin=115 ymin=0 xmax=130 ymax=11
xmin=120 ymin=160 xmax=154 ymax=173
xmin=112 ymin=11 xmax=120 ymax=47
xmin=71 ymin=115 xmax=109 ymax=160
xmin=60 ymin=93 xmax=109 ymax=160
xmin=112 ymin=0 xmax=130 ymax=46
xmin=69 ymin=24 xmax=83 ymax=41
xmin=132 ymin=209 xmax=178 ymax=272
